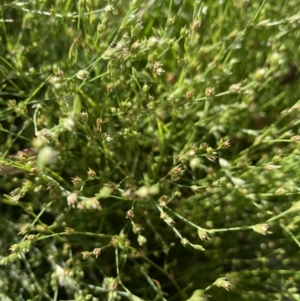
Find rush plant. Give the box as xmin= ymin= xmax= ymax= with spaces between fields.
xmin=1 ymin=1 xmax=300 ymax=301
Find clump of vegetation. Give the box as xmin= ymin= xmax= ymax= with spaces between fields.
xmin=1 ymin=1 xmax=300 ymax=300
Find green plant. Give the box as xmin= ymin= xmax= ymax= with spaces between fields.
xmin=1 ymin=1 xmax=300 ymax=300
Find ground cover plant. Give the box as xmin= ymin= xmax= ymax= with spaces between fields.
xmin=1 ymin=0 xmax=300 ymax=300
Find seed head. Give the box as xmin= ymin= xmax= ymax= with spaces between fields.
xmin=76 ymin=70 xmax=89 ymax=80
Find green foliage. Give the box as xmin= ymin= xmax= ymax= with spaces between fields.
xmin=1 ymin=0 xmax=300 ymax=300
